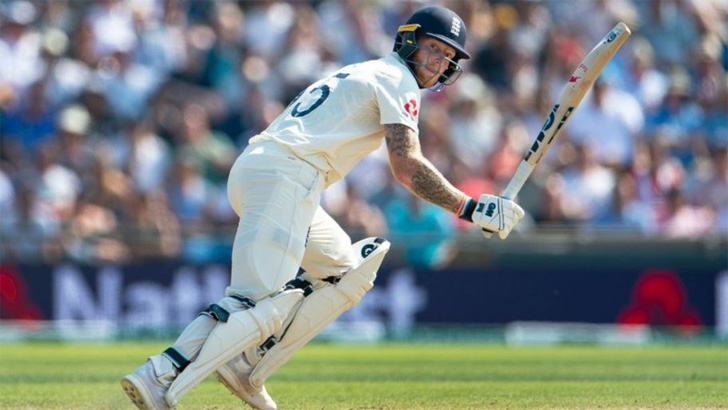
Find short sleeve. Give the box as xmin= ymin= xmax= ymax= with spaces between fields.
xmin=374 ymin=79 xmax=420 ymax=133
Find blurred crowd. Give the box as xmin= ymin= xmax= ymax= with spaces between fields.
xmin=0 ymin=0 xmax=726 ymax=267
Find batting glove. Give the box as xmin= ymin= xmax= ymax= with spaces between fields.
xmin=458 ymin=194 xmax=525 ymax=239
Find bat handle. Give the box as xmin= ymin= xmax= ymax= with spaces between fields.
xmin=501 ymin=160 xmax=534 ymax=200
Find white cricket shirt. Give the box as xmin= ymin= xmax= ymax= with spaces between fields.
xmin=250 ymin=52 xmax=421 ymax=187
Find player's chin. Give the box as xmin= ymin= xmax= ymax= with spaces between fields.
xmin=425 ymin=78 xmax=440 ymax=88
xmin=426 ymin=74 xmax=444 ymax=88
xmin=414 ymin=66 xmax=442 ymax=88
xmin=421 ymin=70 xmax=442 ymax=88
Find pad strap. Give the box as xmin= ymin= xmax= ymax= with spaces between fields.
xmin=248 ymin=237 xmax=390 ymax=389
xmin=230 ymin=295 xmax=256 ymax=309
xmin=162 ymin=347 xmax=191 ymax=372
xmin=322 ymin=276 xmax=341 ymax=285
xmin=200 ymin=296 xmax=256 ymax=322
xmin=201 ymin=303 xmax=230 ymax=322
xmin=284 ymin=278 xmax=314 ymax=297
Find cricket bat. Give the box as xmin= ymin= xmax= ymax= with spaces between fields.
xmin=501 ymin=22 xmax=631 ymax=200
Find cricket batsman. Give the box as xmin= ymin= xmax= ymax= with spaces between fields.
xmin=122 ymin=6 xmax=525 ymax=410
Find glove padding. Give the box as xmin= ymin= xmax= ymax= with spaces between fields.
xmin=470 ymin=194 xmax=525 ymax=239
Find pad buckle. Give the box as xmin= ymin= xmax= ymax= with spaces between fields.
xmin=322 ymin=276 xmax=341 ymax=285
xmin=285 ymin=278 xmax=314 ymax=297
xmin=260 ymin=336 xmax=277 ymax=352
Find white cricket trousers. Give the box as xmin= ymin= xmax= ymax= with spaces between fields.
xmin=226 ymin=141 xmax=357 ymax=301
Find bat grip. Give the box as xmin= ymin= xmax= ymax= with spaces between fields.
xmin=501 ymin=160 xmax=534 ymax=200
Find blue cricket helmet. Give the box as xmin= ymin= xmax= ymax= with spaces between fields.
xmin=394 ymin=6 xmax=470 ymax=61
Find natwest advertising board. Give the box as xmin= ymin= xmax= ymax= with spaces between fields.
xmin=1 ymin=257 xmax=722 ymax=334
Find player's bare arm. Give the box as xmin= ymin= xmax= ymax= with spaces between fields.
xmin=386 ymin=123 xmax=525 ymax=239
xmin=384 ymin=123 xmax=465 ymax=214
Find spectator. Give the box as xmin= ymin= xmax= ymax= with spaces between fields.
xmin=385 ymin=195 xmax=457 ymax=270
xmin=317 ymin=0 xmax=385 ymax=65
xmin=0 ymin=0 xmax=44 ymax=96
xmin=623 ymin=37 xmax=669 ymax=113
xmin=277 ymin=4 xmax=327 ymax=93
xmin=32 ymin=141 xmax=81 ymax=228
xmin=205 ymin=2 xmax=246 ymax=106
xmin=568 ymin=78 xmax=644 ymax=169
xmin=175 ymin=104 xmax=236 ymax=185
xmin=632 ymin=139 xmax=686 ymax=224
xmin=332 ymin=184 xmax=388 ymax=238
xmin=485 ymin=118 xmax=530 ymax=189
xmin=471 ymin=7 xmax=512 ymax=91
xmin=658 ymin=187 xmax=714 ymax=238
xmin=557 ymin=142 xmax=617 ymax=223
xmin=450 ymin=158 xmax=496 ymax=231
xmin=165 ymin=153 xmax=213 ymax=225
xmin=243 ymin=0 xmax=295 ymax=60
xmin=0 ymin=167 xmax=14 ymax=217
xmin=418 ymin=103 xmax=454 ymax=175
xmin=548 ymin=0 xmax=637 ymax=45
xmin=645 ymin=68 xmax=704 ymax=166
xmin=637 ymin=0 xmax=701 ymax=67
xmin=690 ymin=147 xmax=728 ymax=234
xmin=132 ymin=0 xmax=187 ymax=77
xmin=0 ymin=80 xmax=57 ymax=158
xmin=121 ymin=190 xmax=182 ymax=259
xmin=345 ymin=144 xmax=392 ymax=201
xmin=42 ymin=27 xmax=92 ymax=108
xmin=125 ymin=120 xmax=172 ymax=193
xmin=99 ymin=49 xmax=164 ymax=120
xmin=694 ymin=41 xmax=727 ymax=149
xmin=56 ymin=104 xmax=95 ymax=173
xmin=0 ymin=179 xmax=62 ymax=262
xmin=85 ymin=0 xmax=137 ymax=59
xmin=77 ymin=80 xmax=120 ymax=140
xmin=448 ymin=73 xmax=502 ymax=174
xmin=539 ymin=173 xmax=568 ymax=224
xmin=62 ymin=192 xmax=129 ymax=263
xmin=597 ymin=170 xmax=657 ymax=233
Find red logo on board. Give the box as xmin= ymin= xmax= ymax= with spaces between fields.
xmin=404 ymin=99 xmax=418 ymax=118
xmin=568 ymin=75 xmax=581 ymax=83
xmin=617 ymin=269 xmax=702 ymax=334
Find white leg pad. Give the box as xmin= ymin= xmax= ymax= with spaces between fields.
xmin=249 ymin=237 xmax=390 ymax=388
xmin=165 ymin=289 xmax=304 ymax=406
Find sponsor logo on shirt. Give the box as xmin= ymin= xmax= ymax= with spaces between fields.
xmin=403 ymin=98 xmax=418 ymax=120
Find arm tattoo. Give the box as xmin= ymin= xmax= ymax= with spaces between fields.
xmin=385 ymin=124 xmax=463 ymax=213
xmin=384 ymin=123 xmax=417 ymax=160
xmin=410 ymin=163 xmax=462 ymax=213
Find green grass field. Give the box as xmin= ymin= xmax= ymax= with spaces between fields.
xmin=0 ymin=342 xmax=726 ymax=409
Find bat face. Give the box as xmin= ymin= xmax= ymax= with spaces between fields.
xmin=525 ymin=103 xmax=575 ymax=166
xmin=500 ymin=22 xmax=631 ymax=200
xmin=523 ymin=23 xmax=631 ymax=167
xmin=525 ymin=104 xmax=559 ymax=164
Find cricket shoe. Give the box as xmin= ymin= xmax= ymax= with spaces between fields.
xmin=121 ymin=359 xmax=174 ymax=410
xmin=215 ymin=354 xmax=277 ymax=410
